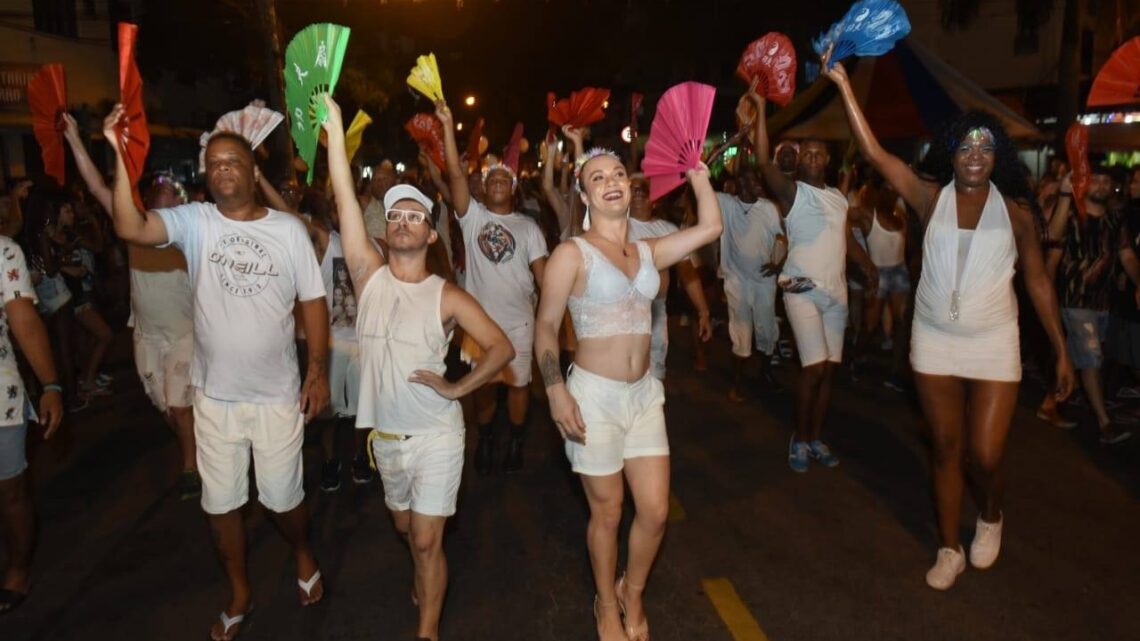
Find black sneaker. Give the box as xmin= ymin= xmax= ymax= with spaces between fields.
xmin=503 ymin=434 xmax=525 ymax=474
xmin=320 ymin=459 xmax=342 ymax=493
xmin=475 ymin=432 xmax=495 ymax=476
xmin=351 ymin=454 xmax=374 ymax=484
xmin=179 ymin=469 xmax=202 ymax=501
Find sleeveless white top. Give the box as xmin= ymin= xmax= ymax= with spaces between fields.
xmin=567 ymin=237 xmax=660 ymax=339
xmin=781 ymin=182 xmax=849 ymax=298
xmin=915 ymin=183 xmax=1018 ymax=334
xmin=868 ymin=210 xmax=905 ymax=268
xmin=355 ymin=267 xmax=463 ymax=435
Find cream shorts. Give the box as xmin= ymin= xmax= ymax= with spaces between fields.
xmin=371 ymin=430 xmax=465 ymax=517
xmin=193 ymin=391 xmax=305 ymax=515
xmin=784 ymin=289 xmax=848 ymax=367
xmin=134 ymin=331 xmax=194 ymax=412
xmin=725 ymin=277 xmax=779 ymax=358
xmin=565 ymin=365 xmax=668 ymax=476
xmin=329 ymin=340 xmax=361 ymax=418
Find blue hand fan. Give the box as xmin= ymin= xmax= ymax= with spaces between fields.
xmin=813 ymin=0 xmax=911 ymax=68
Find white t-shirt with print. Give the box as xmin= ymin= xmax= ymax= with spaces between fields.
xmin=457 ymin=201 xmax=548 ymax=332
xmin=0 ymin=237 xmax=36 ymax=426
xmin=158 ymin=203 xmax=326 ymax=404
xmin=716 ymin=193 xmax=783 ymax=283
xmin=321 ymin=232 xmax=361 ymax=347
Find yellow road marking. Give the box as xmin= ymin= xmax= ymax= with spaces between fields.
xmin=668 ymin=492 xmax=686 ymax=521
xmin=702 ymin=577 xmax=771 ymax=641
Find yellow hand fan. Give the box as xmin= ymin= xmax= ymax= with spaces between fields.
xmin=407 ymin=52 xmax=444 ymax=102
xmin=345 ymin=110 xmax=372 ymax=163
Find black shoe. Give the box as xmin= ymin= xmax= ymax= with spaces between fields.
xmin=475 ymin=430 xmax=495 ymax=476
xmin=320 ymin=459 xmax=342 ymax=493
xmin=503 ymin=434 xmax=525 ymax=474
xmin=351 ymin=454 xmax=374 ymax=484
xmin=179 ymin=469 xmax=202 ymax=501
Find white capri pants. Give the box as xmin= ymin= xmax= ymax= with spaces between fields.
xmin=134 ymin=331 xmax=194 ymax=412
xmin=371 ymin=430 xmax=465 ymax=517
xmin=193 ymin=391 xmax=305 ymax=515
xmin=725 ymin=276 xmax=779 ymax=358
xmin=565 ymin=365 xmax=668 ymax=476
xmin=783 ymin=288 xmax=848 ymax=367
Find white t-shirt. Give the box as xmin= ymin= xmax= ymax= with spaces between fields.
xmin=158 ymin=203 xmax=326 ymax=404
xmin=716 ymin=194 xmax=783 ymax=283
xmin=628 ymin=216 xmax=678 ymax=241
xmin=0 ymin=238 xmax=36 ymax=426
xmin=457 ymin=201 xmax=548 ymax=332
xmin=782 ymin=182 xmax=849 ymax=298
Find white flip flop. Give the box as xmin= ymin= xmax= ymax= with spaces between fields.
xmin=298 ymin=569 xmax=323 ymax=605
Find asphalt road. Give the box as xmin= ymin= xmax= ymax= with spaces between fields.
xmin=3 ymin=324 xmax=1137 ymax=641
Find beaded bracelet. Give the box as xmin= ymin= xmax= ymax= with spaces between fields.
xmin=43 ymin=384 xmax=63 ymax=394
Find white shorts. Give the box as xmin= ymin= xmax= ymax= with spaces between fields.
xmin=329 ymin=340 xmax=361 ymax=417
xmin=134 ymin=331 xmax=194 ymax=413
xmin=725 ymin=277 xmax=778 ymax=358
xmin=462 ymin=321 xmax=534 ymax=387
xmin=649 ymin=298 xmax=668 ymax=380
xmin=193 ymin=391 xmax=305 ymax=515
xmin=784 ymin=289 xmax=848 ymax=367
xmin=371 ymin=430 xmax=465 ymax=517
xmin=565 ymin=365 xmax=668 ymax=476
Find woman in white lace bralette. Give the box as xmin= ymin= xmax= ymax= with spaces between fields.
xmin=534 ymin=149 xmax=722 ymax=641
xmin=824 ymin=56 xmax=1074 ymax=592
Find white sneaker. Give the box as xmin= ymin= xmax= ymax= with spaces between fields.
xmin=925 ymin=546 xmax=965 ymax=590
xmin=969 ymin=514 xmax=1003 ymax=569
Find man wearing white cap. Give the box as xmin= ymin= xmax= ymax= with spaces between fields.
xmin=437 ymin=101 xmax=548 ymax=475
xmin=323 ymin=96 xmax=513 ymax=641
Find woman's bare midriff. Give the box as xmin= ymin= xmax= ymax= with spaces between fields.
xmin=574 ymin=334 xmax=652 ymax=382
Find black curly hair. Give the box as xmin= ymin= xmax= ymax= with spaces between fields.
xmin=916 ymin=111 xmax=1033 ymax=206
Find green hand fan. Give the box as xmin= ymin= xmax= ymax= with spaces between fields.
xmin=284 ymin=22 xmax=351 ymax=183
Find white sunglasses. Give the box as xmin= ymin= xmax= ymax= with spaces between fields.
xmin=385 ymin=208 xmax=428 ymax=224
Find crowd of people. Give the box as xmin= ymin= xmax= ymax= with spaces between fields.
xmin=0 ymin=50 xmax=1136 ymax=641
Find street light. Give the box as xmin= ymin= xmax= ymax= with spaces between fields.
xmin=457 ymin=122 xmax=464 ymax=131
xmin=464 ymin=95 xmax=476 ymax=107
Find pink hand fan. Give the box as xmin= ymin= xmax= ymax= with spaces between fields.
xmin=641 ymin=82 xmax=715 ymax=201
xmin=199 ymin=103 xmax=284 ymax=171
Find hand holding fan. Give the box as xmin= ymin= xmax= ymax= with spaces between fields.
xmin=199 ymin=103 xmax=285 ymax=171
xmin=737 ymin=33 xmax=797 ymax=106
xmin=813 ymin=0 xmax=911 ymax=69
xmin=284 ymin=23 xmax=351 ymax=183
xmin=116 ymin=23 xmax=149 ymax=197
xmin=1065 ymin=122 xmax=1090 ymax=219
xmin=405 ymin=113 xmax=445 ymax=171
xmin=548 ymin=87 xmax=610 ymax=129
xmin=640 ymin=82 xmax=716 ymax=201
xmin=407 ymin=53 xmax=444 ymax=102
xmin=28 ymin=64 xmax=67 ymax=185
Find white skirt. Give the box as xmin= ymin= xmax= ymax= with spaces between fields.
xmin=910 ymin=317 xmax=1021 ymax=382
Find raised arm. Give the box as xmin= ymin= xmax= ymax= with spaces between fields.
xmin=257 ymin=174 xmax=299 ymax=215
xmin=747 ymin=91 xmax=798 ymax=213
xmin=561 ymin=125 xmax=585 ymax=161
xmin=535 ymin=243 xmax=586 ymax=443
xmin=542 ymin=140 xmax=572 ymax=236
xmin=648 ymin=165 xmax=723 ymax=270
xmin=822 ymin=58 xmax=934 ymax=219
xmin=104 ymin=104 xmax=169 ymax=246
xmin=1046 ymin=175 xmax=1075 ymax=242
xmin=321 ymin=94 xmax=383 ymax=289
xmin=62 ymin=113 xmax=112 ymax=214
xmin=436 ymin=101 xmax=471 ymax=217
xmin=423 ymin=150 xmax=452 ymax=204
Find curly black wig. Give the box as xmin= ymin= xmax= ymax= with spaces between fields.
xmin=916 ymin=110 xmax=1034 ymax=206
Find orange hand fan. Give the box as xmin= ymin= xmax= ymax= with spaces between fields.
xmin=405 ymin=113 xmax=446 ymax=171
xmin=117 ymin=23 xmax=149 ymax=205
xmin=465 ymin=117 xmax=485 ymax=174
xmin=547 ymin=87 xmax=610 ymax=129
xmin=1088 ymin=37 xmax=1140 ymax=108
xmin=28 ymin=64 xmax=67 ymax=185
xmin=502 ymin=122 xmax=524 ymax=174
xmin=1065 ymin=122 xmax=1090 ymax=219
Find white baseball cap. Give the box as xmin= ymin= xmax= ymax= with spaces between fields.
xmin=383 ymin=184 xmax=434 ymax=213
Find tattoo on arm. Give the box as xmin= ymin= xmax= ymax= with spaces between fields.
xmin=539 ymin=349 xmax=563 ymax=387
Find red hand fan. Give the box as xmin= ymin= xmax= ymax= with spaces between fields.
xmin=1065 ymin=122 xmax=1090 ymax=219
xmin=1088 ymin=37 xmax=1140 ymax=108
xmin=630 ymin=92 xmax=644 ymax=139
xmin=28 ymin=64 xmax=67 ymax=186
xmin=641 ymin=82 xmax=716 ymax=202
xmin=465 ymin=117 xmax=484 ymax=174
xmin=547 ymin=87 xmax=610 ymax=129
xmin=736 ymin=32 xmax=797 ymax=107
xmin=502 ymin=122 xmax=524 ymax=175
xmin=117 ymin=22 xmax=149 ymax=205
xmin=405 ymin=113 xmax=446 ymax=171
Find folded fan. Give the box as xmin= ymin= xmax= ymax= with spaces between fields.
xmin=198 ymin=103 xmax=285 ymax=171
xmin=117 ymin=23 xmax=148 ymax=207
xmin=405 ymin=113 xmax=445 ymax=171
xmin=548 ymin=87 xmax=610 ymax=129
xmin=345 ymin=110 xmax=372 ymax=165
xmin=28 ymin=64 xmax=67 ymax=186
xmin=640 ymin=81 xmax=715 ymax=202
xmin=407 ymin=53 xmax=444 ymax=102
xmin=465 ymin=117 xmax=485 ymax=174
xmin=502 ymin=122 xmax=524 ymax=175
xmin=813 ymin=0 xmax=911 ymax=68
xmin=1065 ymin=122 xmax=1090 ymax=220
xmin=284 ymin=22 xmax=351 ymax=183
xmin=1088 ymin=37 xmax=1140 ymax=107
xmin=737 ymin=32 xmax=797 ymax=106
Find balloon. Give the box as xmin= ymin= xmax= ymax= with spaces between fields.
xmin=519 ymin=137 xmax=530 ymax=154
xmin=478 ymin=135 xmax=489 ymax=155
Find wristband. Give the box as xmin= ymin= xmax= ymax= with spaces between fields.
xmin=43 ymin=383 xmax=63 ymax=394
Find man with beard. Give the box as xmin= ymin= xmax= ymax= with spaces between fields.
xmin=438 ymin=101 xmax=548 ymax=475
xmin=1048 ymin=169 xmax=1132 ymax=444
xmin=103 ymin=104 xmax=330 ymax=640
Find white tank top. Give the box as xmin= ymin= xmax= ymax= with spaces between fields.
xmin=567 ymin=237 xmax=659 ymax=339
xmin=781 ymin=182 xmax=849 ymax=298
xmin=355 ymin=266 xmax=463 ymax=435
xmin=915 ymin=183 xmax=1019 ymax=334
xmin=867 ymin=210 xmax=905 ymax=268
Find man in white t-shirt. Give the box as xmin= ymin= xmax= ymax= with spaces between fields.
xmin=438 ymin=101 xmax=548 ymax=476
xmin=103 ymin=105 xmax=330 ymax=641
xmin=324 ymin=97 xmax=513 ymax=640
xmin=715 ymin=166 xmax=787 ymax=402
